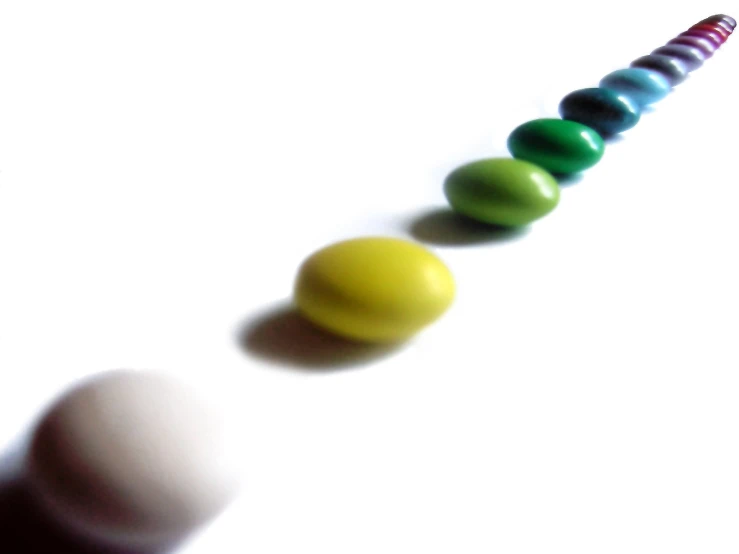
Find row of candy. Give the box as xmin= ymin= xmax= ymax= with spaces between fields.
xmin=449 ymin=14 xmax=735 ymax=227
xmin=15 ymin=13 xmax=736 ymax=552
xmin=291 ymin=14 xmax=736 ymax=346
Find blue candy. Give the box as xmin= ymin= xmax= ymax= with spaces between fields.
xmin=599 ymin=68 xmax=671 ymax=107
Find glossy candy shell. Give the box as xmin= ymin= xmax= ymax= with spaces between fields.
xmin=713 ymin=20 xmax=734 ymax=33
xmin=667 ymin=36 xmax=716 ymax=57
xmin=443 ymin=158 xmax=560 ymax=227
xmin=702 ymin=14 xmax=736 ymax=30
xmin=508 ymin=118 xmax=605 ymax=175
xmin=559 ymin=87 xmax=641 ymax=136
xmin=294 ymin=237 xmax=455 ymax=343
xmin=679 ymin=30 xmax=723 ymax=48
xmin=690 ymin=23 xmax=729 ymax=42
xmin=599 ymin=68 xmax=670 ymax=106
xmin=631 ymin=55 xmax=688 ymax=86
xmin=652 ymin=44 xmax=705 ymax=71
xmin=699 ymin=19 xmax=733 ymax=34
xmin=718 ymin=15 xmax=736 ymax=28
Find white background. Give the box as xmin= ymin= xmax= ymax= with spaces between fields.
xmin=1 ymin=2 xmax=738 ymax=553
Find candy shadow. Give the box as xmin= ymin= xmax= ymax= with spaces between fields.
xmin=0 ymin=448 xmax=177 ymax=554
xmin=603 ymin=134 xmax=626 ymax=144
xmin=553 ymin=173 xmax=585 ymax=187
xmin=407 ymin=208 xmax=529 ymax=247
xmin=237 ymin=304 xmax=404 ymax=372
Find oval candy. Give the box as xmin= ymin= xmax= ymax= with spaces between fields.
xmin=559 ymin=87 xmax=641 ymax=136
xmin=508 ymin=118 xmax=605 ymax=175
xmin=294 ymin=237 xmax=455 ymax=343
xmin=27 ymin=370 xmax=241 ymax=549
xmin=710 ymin=20 xmax=734 ymax=33
xmin=690 ymin=23 xmax=729 ymax=42
xmin=701 ymin=14 xmax=735 ymax=30
xmin=667 ymin=36 xmax=716 ymax=57
xmin=712 ymin=14 xmax=736 ymax=28
xmin=652 ymin=44 xmax=706 ymax=71
xmin=679 ymin=29 xmax=723 ymax=48
xmin=631 ymin=55 xmax=688 ymax=86
xmin=720 ymin=14 xmax=737 ymax=27
xmin=443 ymin=158 xmax=560 ymax=227
xmin=599 ymin=68 xmax=671 ymax=106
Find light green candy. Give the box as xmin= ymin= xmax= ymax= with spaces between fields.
xmin=443 ymin=158 xmax=560 ymax=227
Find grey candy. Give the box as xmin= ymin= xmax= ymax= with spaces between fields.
xmin=652 ymin=45 xmax=706 ymax=72
xmin=631 ymin=55 xmax=689 ymax=87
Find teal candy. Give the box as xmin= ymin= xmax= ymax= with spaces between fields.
xmin=559 ymin=88 xmax=641 ymax=137
xmin=599 ymin=68 xmax=671 ymax=107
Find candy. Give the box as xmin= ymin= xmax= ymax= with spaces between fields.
xmin=631 ymin=55 xmax=688 ymax=86
xmin=559 ymin=87 xmax=641 ymax=136
xmin=667 ymin=36 xmax=716 ymax=57
xmin=508 ymin=118 xmax=605 ymax=174
xmin=690 ymin=23 xmax=729 ymax=42
xmin=27 ymin=370 xmax=241 ymax=549
xmin=701 ymin=14 xmax=736 ymax=29
xmin=718 ymin=14 xmax=736 ymax=28
xmin=443 ymin=158 xmax=560 ymax=227
xmin=711 ymin=20 xmax=734 ymax=33
xmin=599 ymin=68 xmax=671 ymax=106
xmin=679 ymin=29 xmax=723 ymax=48
xmin=294 ymin=237 xmax=455 ymax=343
xmin=652 ymin=45 xmax=706 ymax=71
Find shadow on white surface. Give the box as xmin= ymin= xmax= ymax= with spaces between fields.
xmin=238 ymin=304 xmax=404 ymax=372
xmin=603 ymin=133 xmax=627 ymax=144
xmin=407 ymin=208 xmax=531 ymax=247
xmin=553 ymin=173 xmax=586 ymax=187
xmin=0 ymin=448 xmax=177 ymax=554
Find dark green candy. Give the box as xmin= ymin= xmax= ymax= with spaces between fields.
xmin=507 ymin=118 xmax=605 ymax=175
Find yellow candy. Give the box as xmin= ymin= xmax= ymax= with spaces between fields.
xmin=294 ymin=237 xmax=455 ymax=343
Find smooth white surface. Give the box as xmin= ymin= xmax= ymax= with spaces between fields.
xmin=0 ymin=2 xmax=737 ymax=553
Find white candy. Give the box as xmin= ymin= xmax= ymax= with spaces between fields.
xmin=26 ymin=370 xmax=241 ymax=548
